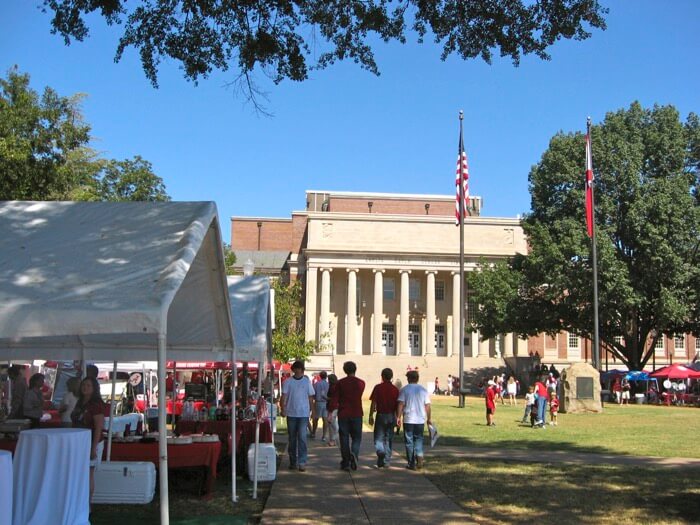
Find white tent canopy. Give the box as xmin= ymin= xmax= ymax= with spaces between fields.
xmin=0 ymin=201 xmax=233 ymax=361
xmin=0 ymin=201 xmax=235 ymax=525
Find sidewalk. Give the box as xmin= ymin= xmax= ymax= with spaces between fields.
xmin=261 ymin=427 xmax=700 ymax=523
xmin=261 ymin=430 xmax=473 ymax=524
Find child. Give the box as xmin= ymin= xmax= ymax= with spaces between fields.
xmin=549 ymin=392 xmax=560 ymax=426
xmin=521 ymin=386 xmax=536 ymax=425
xmin=325 ymin=374 xmax=339 ymax=446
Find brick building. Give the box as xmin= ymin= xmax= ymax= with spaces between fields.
xmin=231 ymin=190 xmax=699 ymax=387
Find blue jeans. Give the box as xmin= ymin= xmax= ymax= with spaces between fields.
xmin=287 ymin=416 xmax=309 ymax=466
xmin=536 ymin=396 xmax=547 ymax=424
xmin=338 ymin=417 xmax=363 ymax=467
xmin=373 ymin=413 xmax=396 ymax=464
xmin=403 ymin=423 xmax=425 ymax=467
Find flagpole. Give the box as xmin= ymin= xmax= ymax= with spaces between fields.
xmin=458 ymin=110 xmax=466 ymax=408
xmin=588 ymin=116 xmax=601 ymax=371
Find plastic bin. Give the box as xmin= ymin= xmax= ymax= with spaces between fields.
xmin=247 ymin=443 xmax=277 ymax=481
xmin=634 ymin=393 xmax=646 ymax=404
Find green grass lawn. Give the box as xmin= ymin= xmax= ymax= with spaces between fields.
xmin=92 ymin=396 xmax=699 ymax=524
xmin=426 ymin=395 xmax=700 ymax=458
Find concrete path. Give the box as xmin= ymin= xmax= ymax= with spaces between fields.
xmin=262 ymin=429 xmax=700 ymax=524
xmin=261 ymin=431 xmax=473 ymax=524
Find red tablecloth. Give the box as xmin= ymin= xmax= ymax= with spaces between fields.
xmin=107 ymin=441 xmax=221 ymax=494
xmin=226 ymin=420 xmax=272 ymax=456
xmin=0 ymin=440 xmax=17 ymax=454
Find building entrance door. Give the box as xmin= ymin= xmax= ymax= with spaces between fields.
xmin=409 ymin=324 xmax=421 ymax=356
xmin=435 ymin=325 xmax=446 ymax=356
xmin=382 ymin=324 xmax=396 ymax=356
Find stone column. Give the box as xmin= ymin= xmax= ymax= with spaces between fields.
xmin=346 ymin=269 xmax=357 ymax=354
xmin=399 ymin=270 xmax=410 ymax=355
xmin=305 ymin=267 xmax=318 ymax=342
xmin=319 ymin=268 xmax=332 ymax=349
xmin=373 ymin=269 xmax=384 ymax=354
xmin=479 ymin=334 xmax=490 ymax=358
xmin=470 ymin=332 xmax=479 ymax=358
xmin=503 ymin=333 xmax=514 ymax=357
xmin=451 ymin=272 xmax=460 ymax=358
xmin=425 ymin=271 xmax=436 ymax=355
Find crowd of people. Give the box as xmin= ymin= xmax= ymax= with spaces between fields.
xmin=481 ymin=372 xmax=560 ymax=428
xmin=280 ymin=361 xmax=433 ymax=472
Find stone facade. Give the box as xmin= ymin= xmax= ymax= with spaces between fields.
xmin=560 ymin=363 xmax=602 ymax=413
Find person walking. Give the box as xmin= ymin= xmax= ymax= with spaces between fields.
xmin=311 ymin=371 xmax=329 ymax=441
xmin=521 ymin=385 xmax=536 ymax=425
xmin=326 ymin=374 xmax=339 ymax=447
xmin=396 ymin=369 xmax=431 ymax=470
xmin=485 ymin=380 xmax=496 ymax=426
xmin=534 ymin=375 xmax=548 ymax=428
xmin=280 ymin=360 xmax=315 ymax=472
xmin=336 ymin=361 xmax=365 ymax=471
xmin=368 ymin=368 xmax=399 ymax=468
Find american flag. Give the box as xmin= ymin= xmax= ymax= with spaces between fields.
xmin=455 ymin=140 xmax=470 ymax=225
xmin=585 ymin=130 xmax=594 ymax=237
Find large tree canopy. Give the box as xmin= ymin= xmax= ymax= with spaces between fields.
xmin=469 ymin=102 xmax=700 ymax=370
xmin=42 ymin=0 xmax=607 ymax=93
xmin=0 ymin=67 xmax=169 ymax=202
xmin=0 ymin=67 xmax=91 ymax=200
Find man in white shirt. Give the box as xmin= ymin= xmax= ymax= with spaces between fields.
xmin=397 ymin=370 xmax=432 ymax=470
xmin=280 ymin=360 xmax=315 ymax=472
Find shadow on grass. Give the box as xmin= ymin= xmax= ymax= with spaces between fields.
xmin=425 ymin=458 xmax=700 ymax=524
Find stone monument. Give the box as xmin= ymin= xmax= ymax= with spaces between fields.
xmin=560 ymin=362 xmax=602 ymax=413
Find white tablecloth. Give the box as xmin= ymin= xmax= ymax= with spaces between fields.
xmin=0 ymin=450 xmax=12 ymax=525
xmin=13 ymin=428 xmax=91 ymax=525
xmin=104 ymin=413 xmax=143 ymax=433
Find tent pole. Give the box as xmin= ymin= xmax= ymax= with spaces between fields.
xmin=231 ymin=352 xmax=238 ymax=503
xmin=172 ymin=362 xmax=177 ymax=426
xmin=252 ymin=360 xmax=263 ymax=499
xmin=157 ymin=333 xmax=170 ymax=525
xmin=106 ymin=360 xmax=117 ymax=462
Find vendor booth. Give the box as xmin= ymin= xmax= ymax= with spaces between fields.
xmin=0 ymin=201 xmax=234 ymax=525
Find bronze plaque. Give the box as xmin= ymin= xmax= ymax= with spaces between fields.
xmin=577 ymin=377 xmax=594 ymax=399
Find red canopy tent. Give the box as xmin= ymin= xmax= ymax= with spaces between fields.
xmin=650 ymin=364 xmax=700 ymax=380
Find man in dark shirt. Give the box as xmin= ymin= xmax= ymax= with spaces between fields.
xmin=368 ymin=368 xmax=399 ymax=468
xmin=336 ymin=361 xmax=365 ymax=471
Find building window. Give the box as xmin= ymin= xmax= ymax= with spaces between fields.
xmin=435 ymin=280 xmax=445 ymax=301
xmin=674 ymin=334 xmax=685 ymax=354
xmin=696 ymin=337 xmax=700 ymax=351
xmin=409 ymin=278 xmax=421 ymax=301
xmin=465 ymin=288 xmax=478 ymax=325
xmin=654 ymin=336 xmax=664 ymax=350
xmin=568 ymin=333 xmax=580 ymax=349
xmin=383 ymin=278 xmax=395 ymax=301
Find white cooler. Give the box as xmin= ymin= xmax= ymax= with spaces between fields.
xmin=247 ymin=443 xmax=277 ymax=481
xmin=93 ymin=461 xmax=156 ymax=504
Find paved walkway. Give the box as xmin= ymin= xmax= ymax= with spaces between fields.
xmin=261 ymin=430 xmax=473 ymax=524
xmin=262 ymin=429 xmax=700 ymax=524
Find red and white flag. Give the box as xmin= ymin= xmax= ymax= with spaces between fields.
xmin=585 ymin=131 xmax=594 ymax=237
xmin=455 ymin=146 xmax=469 ymax=225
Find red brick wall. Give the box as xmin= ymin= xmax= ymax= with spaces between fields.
xmin=528 ymin=335 xmax=543 ymax=357
xmin=231 ymin=219 xmax=293 ymax=251
xmin=329 ymin=197 xmax=455 ymax=216
xmin=290 ymin=213 xmax=308 ymax=256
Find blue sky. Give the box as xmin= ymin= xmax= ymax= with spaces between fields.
xmin=2 ymin=1 xmax=698 ymax=243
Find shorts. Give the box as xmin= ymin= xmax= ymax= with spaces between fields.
xmin=486 ymin=407 xmax=495 ymax=416
xmin=315 ymin=401 xmax=328 ymax=419
xmin=90 ymin=440 xmax=105 ymax=468
xmin=621 ymin=391 xmax=630 ymax=400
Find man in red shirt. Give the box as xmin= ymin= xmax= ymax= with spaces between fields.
xmin=485 ymin=380 xmax=496 ymax=426
xmin=368 ymin=368 xmax=399 ymax=468
xmin=336 ymin=361 xmax=365 ymax=471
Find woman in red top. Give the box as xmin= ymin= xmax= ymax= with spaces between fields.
xmin=485 ymin=380 xmax=496 ymax=426
xmin=72 ymin=377 xmax=105 ymax=507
